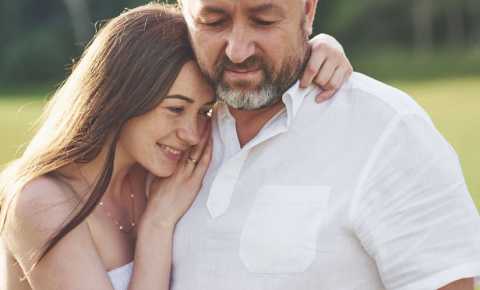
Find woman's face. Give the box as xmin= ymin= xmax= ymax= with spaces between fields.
xmin=118 ymin=61 xmax=215 ymax=177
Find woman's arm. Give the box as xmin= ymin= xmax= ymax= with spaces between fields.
xmin=301 ymin=33 xmax=353 ymax=102
xmin=129 ymin=122 xmax=213 ymax=290
xmin=438 ymin=278 xmax=475 ymax=290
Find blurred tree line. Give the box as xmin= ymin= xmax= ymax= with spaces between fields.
xmin=0 ymin=0 xmax=479 ymax=85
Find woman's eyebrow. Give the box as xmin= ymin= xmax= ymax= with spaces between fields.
xmin=163 ymin=95 xmax=194 ymax=103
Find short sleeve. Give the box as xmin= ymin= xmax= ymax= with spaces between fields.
xmin=350 ymin=113 xmax=480 ymax=290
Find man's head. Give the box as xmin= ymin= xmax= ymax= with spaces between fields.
xmin=180 ymin=0 xmax=319 ymax=110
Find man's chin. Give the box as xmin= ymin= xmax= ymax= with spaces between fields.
xmin=217 ymin=85 xmax=282 ymax=111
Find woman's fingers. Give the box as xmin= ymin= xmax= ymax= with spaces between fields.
xmin=314 ymin=63 xmax=353 ymax=103
xmin=314 ymin=66 xmax=341 ymax=103
xmin=329 ymin=67 xmax=347 ymax=90
xmin=192 ymin=136 xmax=213 ymax=182
xmin=314 ymin=59 xmax=338 ymax=88
xmin=301 ymin=33 xmax=353 ymax=102
xmin=183 ymin=122 xmax=211 ymax=175
xmin=315 ymin=90 xmax=336 ymax=103
xmin=300 ymin=52 xmax=327 ymax=89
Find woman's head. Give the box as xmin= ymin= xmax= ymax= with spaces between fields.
xmin=0 ymin=2 xmax=213 ymax=263
xmin=118 ymin=61 xmax=214 ymax=177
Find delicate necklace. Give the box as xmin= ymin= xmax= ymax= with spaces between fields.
xmin=98 ymin=181 xmax=136 ymax=233
xmin=77 ymin=165 xmax=136 ymax=233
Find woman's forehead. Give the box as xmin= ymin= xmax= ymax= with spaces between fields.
xmin=168 ymin=61 xmax=215 ymax=104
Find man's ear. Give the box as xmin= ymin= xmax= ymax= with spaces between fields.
xmin=303 ymin=0 xmax=319 ymax=37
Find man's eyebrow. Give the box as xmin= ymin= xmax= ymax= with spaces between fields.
xmin=247 ymin=3 xmax=285 ymax=16
xmin=163 ymin=95 xmax=194 ymax=103
xmin=198 ymin=5 xmax=228 ymax=16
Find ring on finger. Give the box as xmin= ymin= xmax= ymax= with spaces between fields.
xmin=187 ymin=156 xmax=199 ymax=165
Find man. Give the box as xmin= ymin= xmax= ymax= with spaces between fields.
xmin=172 ymin=0 xmax=480 ymax=289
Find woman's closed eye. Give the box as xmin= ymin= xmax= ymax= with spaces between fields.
xmin=166 ymin=106 xmax=185 ymax=114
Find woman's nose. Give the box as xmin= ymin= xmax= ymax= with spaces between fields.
xmin=177 ymin=118 xmax=201 ymax=146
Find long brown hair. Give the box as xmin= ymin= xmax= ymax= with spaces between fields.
xmin=0 ymin=3 xmax=193 ymax=264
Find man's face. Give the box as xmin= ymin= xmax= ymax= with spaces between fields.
xmin=181 ymin=0 xmax=318 ymax=110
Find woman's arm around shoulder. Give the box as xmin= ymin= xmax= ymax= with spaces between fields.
xmin=301 ymin=33 xmax=353 ymax=102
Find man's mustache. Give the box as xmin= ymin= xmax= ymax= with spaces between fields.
xmin=217 ymin=55 xmax=265 ymax=72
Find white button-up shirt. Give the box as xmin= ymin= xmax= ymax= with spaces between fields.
xmin=170 ymin=72 xmax=480 ymax=290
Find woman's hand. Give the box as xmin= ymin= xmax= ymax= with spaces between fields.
xmin=300 ymin=33 xmax=353 ymax=103
xmin=142 ymin=123 xmax=213 ymax=231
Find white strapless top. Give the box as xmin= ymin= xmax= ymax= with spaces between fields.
xmin=108 ymin=262 xmax=133 ymax=290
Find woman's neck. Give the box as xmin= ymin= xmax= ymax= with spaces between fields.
xmin=57 ymin=144 xmax=135 ymax=202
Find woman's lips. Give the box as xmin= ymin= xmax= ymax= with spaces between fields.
xmin=157 ymin=144 xmax=184 ymax=161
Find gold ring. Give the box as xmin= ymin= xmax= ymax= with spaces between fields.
xmin=187 ymin=156 xmax=199 ymax=165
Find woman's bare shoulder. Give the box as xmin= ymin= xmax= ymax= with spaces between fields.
xmin=3 ymin=175 xmax=81 ymax=257
xmin=2 ymin=176 xmax=111 ymax=289
xmin=9 ymin=175 xmax=79 ymax=227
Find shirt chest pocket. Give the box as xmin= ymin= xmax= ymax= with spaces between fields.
xmin=239 ymin=185 xmax=331 ymax=274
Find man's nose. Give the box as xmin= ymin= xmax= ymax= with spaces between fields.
xmin=177 ymin=118 xmax=201 ymax=146
xmin=225 ymin=24 xmax=255 ymax=64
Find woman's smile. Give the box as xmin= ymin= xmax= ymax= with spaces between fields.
xmin=157 ymin=143 xmax=185 ymax=161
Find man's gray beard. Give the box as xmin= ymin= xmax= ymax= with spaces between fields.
xmin=215 ymin=54 xmax=305 ymax=111
xmin=216 ymin=82 xmax=282 ymax=111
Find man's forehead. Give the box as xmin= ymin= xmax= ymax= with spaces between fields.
xmin=182 ymin=0 xmax=300 ymax=14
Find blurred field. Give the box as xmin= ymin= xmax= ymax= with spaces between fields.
xmin=392 ymin=76 xmax=480 ymax=209
xmin=0 ymin=77 xmax=479 ymax=210
xmin=0 ymin=95 xmax=46 ymax=164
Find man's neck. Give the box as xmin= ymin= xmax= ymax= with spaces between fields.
xmin=229 ymin=101 xmax=285 ymax=147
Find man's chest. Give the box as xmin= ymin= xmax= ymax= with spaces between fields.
xmin=170 ymin=143 xmax=384 ymax=290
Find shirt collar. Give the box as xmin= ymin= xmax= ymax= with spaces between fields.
xmin=215 ymin=101 xmax=233 ymax=122
xmin=282 ymin=80 xmax=319 ymax=127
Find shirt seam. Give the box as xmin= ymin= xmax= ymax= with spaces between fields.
xmin=347 ymin=112 xmax=411 ymax=254
xmin=349 ymin=73 xmax=432 ymax=125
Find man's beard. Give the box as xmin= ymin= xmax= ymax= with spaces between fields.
xmin=213 ymin=54 xmax=304 ymax=110
xmin=200 ymin=40 xmax=308 ymax=111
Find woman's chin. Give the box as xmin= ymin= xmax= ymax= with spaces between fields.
xmin=148 ymin=162 xmax=178 ymax=178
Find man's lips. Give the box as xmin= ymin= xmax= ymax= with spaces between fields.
xmin=224 ymin=67 xmax=260 ymax=73
xmin=223 ymin=68 xmax=262 ymax=81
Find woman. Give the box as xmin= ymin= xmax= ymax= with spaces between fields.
xmin=0 ymin=3 xmax=352 ymax=290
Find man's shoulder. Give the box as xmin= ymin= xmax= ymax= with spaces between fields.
xmin=343 ymin=72 xmax=429 ymax=119
xmin=296 ymin=72 xmax=435 ymax=141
